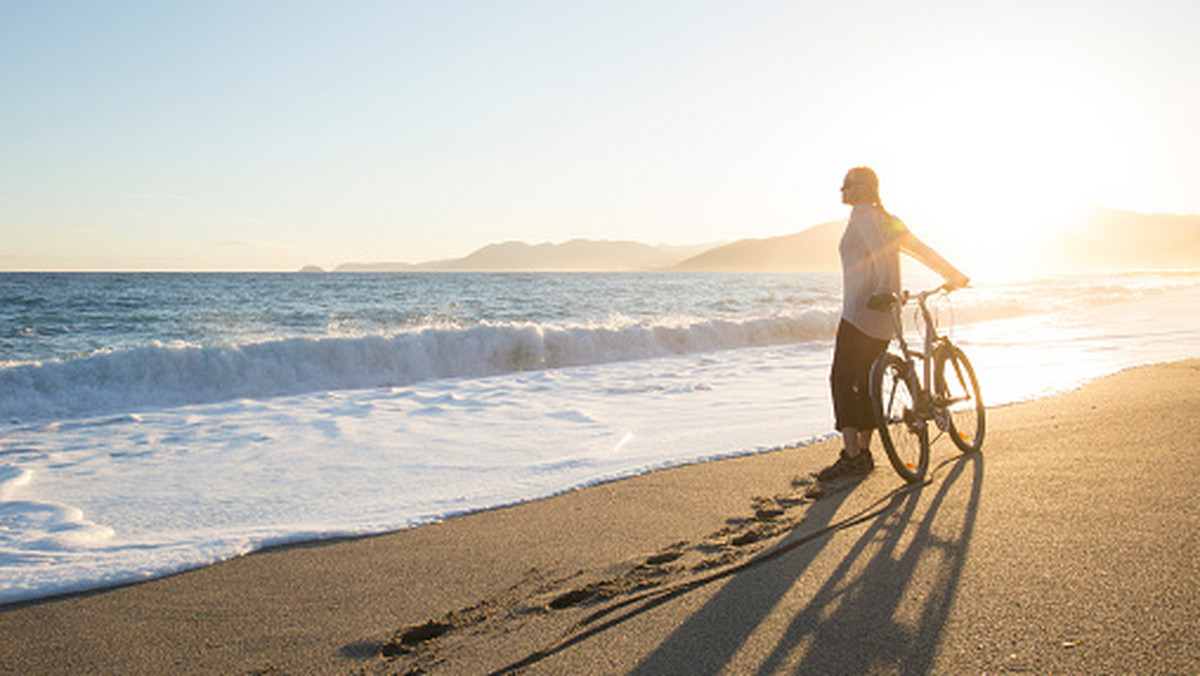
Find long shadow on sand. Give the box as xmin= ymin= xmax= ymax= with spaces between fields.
xmin=484 ymin=475 xmax=862 ymax=675
xmin=630 ymin=452 xmax=983 ymax=675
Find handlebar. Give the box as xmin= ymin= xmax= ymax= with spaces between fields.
xmin=868 ymin=282 xmax=964 ymax=311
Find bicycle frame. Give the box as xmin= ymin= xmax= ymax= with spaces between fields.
xmin=886 ymin=284 xmax=950 ymax=414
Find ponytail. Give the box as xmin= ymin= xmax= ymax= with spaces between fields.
xmin=874 ymin=198 xmax=891 ymax=220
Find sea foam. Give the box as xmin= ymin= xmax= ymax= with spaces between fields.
xmin=0 ymin=311 xmax=837 ymax=423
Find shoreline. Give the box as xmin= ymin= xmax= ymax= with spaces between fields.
xmin=1 ymin=359 xmax=1197 ymax=674
xmin=0 ymin=352 xmax=1142 ymax=611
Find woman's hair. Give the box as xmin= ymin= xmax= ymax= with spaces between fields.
xmin=846 ymin=166 xmax=889 ymax=217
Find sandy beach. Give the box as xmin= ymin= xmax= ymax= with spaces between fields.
xmin=1 ymin=360 xmax=1197 ymax=675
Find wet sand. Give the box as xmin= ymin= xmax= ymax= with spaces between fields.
xmin=1 ymin=360 xmax=1197 ymax=674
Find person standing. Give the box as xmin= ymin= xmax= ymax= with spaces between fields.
xmin=819 ymin=167 xmax=970 ymax=481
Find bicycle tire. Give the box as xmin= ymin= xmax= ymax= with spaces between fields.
xmin=933 ymin=343 xmax=985 ymax=453
xmin=871 ymin=353 xmax=930 ymax=483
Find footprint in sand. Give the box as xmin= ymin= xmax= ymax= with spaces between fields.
xmin=377 ymin=471 xmax=834 ymax=669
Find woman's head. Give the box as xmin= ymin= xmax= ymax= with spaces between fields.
xmin=841 ymin=167 xmax=881 ymax=206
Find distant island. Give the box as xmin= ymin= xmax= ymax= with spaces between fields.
xmin=308 ymin=208 xmax=1200 ymax=273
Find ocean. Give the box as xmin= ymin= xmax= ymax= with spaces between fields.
xmin=3 ymin=270 xmax=1200 ymax=604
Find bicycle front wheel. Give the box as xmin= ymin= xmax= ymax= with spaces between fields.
xmin=934 ymin=343 xmax=985 ymax=453
xmin=871 ymin=353 xmax=930 ymax=483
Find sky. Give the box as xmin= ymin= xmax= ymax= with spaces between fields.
xmin=2 ymin=0 xmax=1198 ymax=272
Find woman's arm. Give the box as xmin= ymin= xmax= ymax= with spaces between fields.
xmin=896 ymin=226 xmax=970 ymax=288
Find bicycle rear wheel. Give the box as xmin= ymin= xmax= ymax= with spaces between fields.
xmin=871 ymin=353 xmax=930 ymax=483
xmin=934 ymin=343 xmax=985 ymax=453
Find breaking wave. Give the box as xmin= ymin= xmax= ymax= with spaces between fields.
xmin=1 ymin=311 xmax=838 ymax=423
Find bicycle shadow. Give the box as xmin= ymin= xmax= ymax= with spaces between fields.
xmin=630 ymin=451 xmax=984 ymax=675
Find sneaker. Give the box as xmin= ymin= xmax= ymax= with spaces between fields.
xmin=816 ymin=449 xmax=874 ymax=481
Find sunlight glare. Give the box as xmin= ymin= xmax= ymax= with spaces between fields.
xmin=850 ymin=69 xmax=1128 ymax=280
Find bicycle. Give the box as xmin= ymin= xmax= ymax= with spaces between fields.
xmin=869 ymin=284 xmax=985 ymax=483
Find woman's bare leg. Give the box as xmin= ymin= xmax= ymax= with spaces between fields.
xmin=842 ymin=428 xmax=873 ymax=456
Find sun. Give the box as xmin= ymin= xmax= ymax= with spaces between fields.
xmin=849 ymin=68 xmax=1129 ymax=280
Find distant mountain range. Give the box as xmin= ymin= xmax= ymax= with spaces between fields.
xmin=669 ymin=220 xmax=844 ymax=272
xmin=321 ymin=222 xmax=846 ymax=273
xmin=1048 ymin=208 xmax=1200 ymax=271
xmin=331 ymin=239 xmax=715 ymax=273
xmin=308 ymin=208 xmax=1200 ymax=273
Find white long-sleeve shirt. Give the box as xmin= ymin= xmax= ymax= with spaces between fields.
xmin=840 ymin=204 xmax=902 ymax=340
xmin=840 ymin=204 xmax=960 ymax=340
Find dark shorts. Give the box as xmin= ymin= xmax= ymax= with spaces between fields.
xmin=830 ymin=318 xmax=890 ymax=431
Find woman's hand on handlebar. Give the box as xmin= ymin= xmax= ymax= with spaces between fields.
xmin=868 ymin=293 xmax=897 ymax=311
xmin=944 ymin=273 xmax=970 ymax=291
